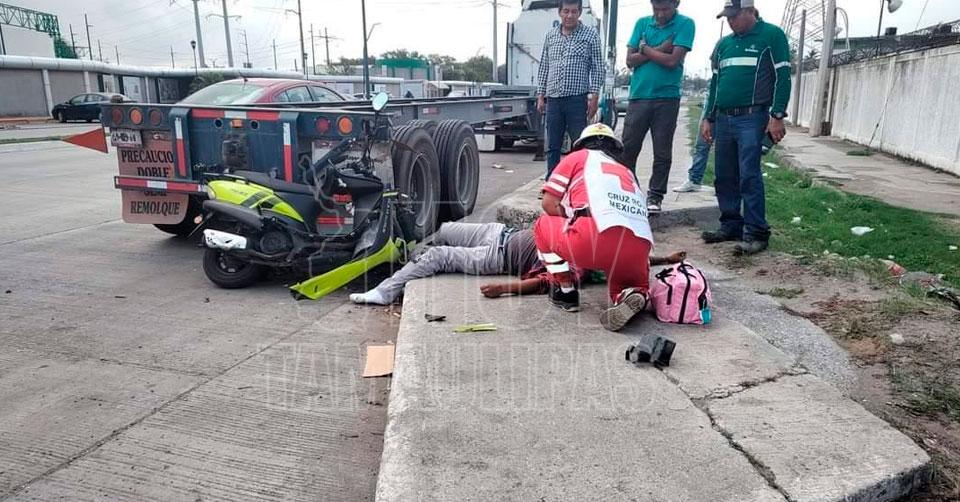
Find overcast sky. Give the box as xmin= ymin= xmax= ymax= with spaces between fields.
xmin=20 ymin=0 xmax=960 ymax=77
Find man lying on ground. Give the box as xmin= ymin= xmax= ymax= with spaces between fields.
xmin=349 ymin=221 xmax=683 ymax=306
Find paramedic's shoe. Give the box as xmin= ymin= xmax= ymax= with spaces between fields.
xmin=734 ymin=239 xmax=769 ymax=256
xmin=647 ymin=200 xmax=662 ymax=214
xmin=601 ymin=288 xmax=648 ymax=332
xmin=672 ymin=180 xmax=702 ymax=193
xmin=701 ymin=229 xmax=740 ymax=244
xmin=548 ymin=284 xmax=580 ymax=312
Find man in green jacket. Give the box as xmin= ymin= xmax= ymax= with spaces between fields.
xmin=700 ymin=0 xmax=791 ymax=255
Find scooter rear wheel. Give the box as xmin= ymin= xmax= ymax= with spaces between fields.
xmin=202 ymin=248 xmax=266 ymax=289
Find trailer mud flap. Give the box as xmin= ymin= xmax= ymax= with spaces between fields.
xmin=121 ymin=191 xmax=189 ymax=224
xmin=289 ymin=238 xmax=407 ymax=301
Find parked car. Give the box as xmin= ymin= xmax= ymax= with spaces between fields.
xmin=52 ymin=92 xmax=130 ymax=123
xmin=179 ymin=78 xmax=349 ymax=105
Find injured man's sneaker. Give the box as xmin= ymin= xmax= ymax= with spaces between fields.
xmin=548 ymin=283 xmax=580 ymax=312
xmin=349 ymin=289 xmax=390 ymax=305
xmin=601 ymin=288 xmax=649 ymax=331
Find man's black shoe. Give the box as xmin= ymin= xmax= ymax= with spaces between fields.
xmin=549 ymin=284 xmax=580 ymax=312
xmin=734 ymin=240 xmax=769 ymax=255
xmin=701 ymin=229 xmax=740 ymax=244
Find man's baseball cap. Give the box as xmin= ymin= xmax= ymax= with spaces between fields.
xmin=717 ymin=0 xmax=754 ymax=18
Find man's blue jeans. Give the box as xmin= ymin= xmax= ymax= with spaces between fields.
xmin=545 ymin=94 xmax=588 ymax=179
xmin=688 ymin=134 xmax=712 ymax=185
xmin=714 ymin=110 xmax=770 ymax=242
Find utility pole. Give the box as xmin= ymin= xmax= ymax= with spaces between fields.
xmin=294 ymin=58 xmax=299 ymax=73
xmin=286 ymin=0 xmax=307 ymax=76
xmin=309 ymin=24 xmax=316 ymax=75
xmin=69 ymin=24 xmax=77 ymax=57
xmin=191 ymin=0 xmax=206 ymax=68
xmin=240 ymin=29 xmax=250 ymax=67
xmin=810 ymin=0 xmax=836 ymax=137
xmin=115 ymin=45 xmax=120 ymax=65
xmin=491 ymin=0 xmax=498 ymax=82
xmin=297 ymin=0 xmax=307 ymax=75
xmin=97 ymin=39 xmax=103 ymax=62
xmin=221 ymin=0 xmax=234 ymax=67
xmin=170 ymin=46 xmax=175 ymax=67
xmin=791 ymin=9 xmax=807 ymax=124
xmin=272 ymin=39 xmax=278 ymax=69
xmin=324 ymin=28 xmax=331 ymax=69
xmin=361 ymin=0 xmax=370 ymax=98
xmin=84 ymin=14 xmax=94 ymax=61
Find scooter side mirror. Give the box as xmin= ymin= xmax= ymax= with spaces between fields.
xmin=371 ymin=92 xmax=389 ymax=112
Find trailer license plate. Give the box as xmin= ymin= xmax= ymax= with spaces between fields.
xmin=111 ymin=128 xmax=142 ymax=148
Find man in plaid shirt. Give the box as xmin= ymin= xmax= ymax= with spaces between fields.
xmin=536 ymin=0 xmax=603 ymax=179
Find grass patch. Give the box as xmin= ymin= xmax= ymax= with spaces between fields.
xmin=758 ymin=287 xmax=805 ymax=299
xmin=0 ymin=136 xmax=67 ymax=145
xmin=891 ymin=368 xmax=960 ymax=422
xmin=685 ymin=104 xmax=960 ymax=286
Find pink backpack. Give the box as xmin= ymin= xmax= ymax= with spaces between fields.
xmin=650 ymin=262 xmax=713 ymax=325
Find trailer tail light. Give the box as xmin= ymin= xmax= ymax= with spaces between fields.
xmin=316 ymin=117 xmax=331 ymax=135
xmin=129 ymin=108 xmax=144 ymax=125
xmin=148 ymin=109 xmax=163 ymax=126
xmin=111 ymin=108 xmax=124 ymax=125
xmin=337 ymin=116 xmax=353 ymax=135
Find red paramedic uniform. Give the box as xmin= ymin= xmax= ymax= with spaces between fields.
xmin=534 ymin=149 xmax=653 ymax=302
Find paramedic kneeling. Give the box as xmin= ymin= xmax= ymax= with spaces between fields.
xmin=534 ymin=123 xmax=655 ymax=332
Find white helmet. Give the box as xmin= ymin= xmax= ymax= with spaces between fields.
xmin=572 ymin=123 xmax=624 ymax=151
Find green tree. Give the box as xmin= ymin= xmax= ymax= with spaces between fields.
xmin=459 ymin=56 xmax=493 ymax=82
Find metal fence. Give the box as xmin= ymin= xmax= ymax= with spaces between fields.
xmin=796 ymin=19 xmax=960 ymax=71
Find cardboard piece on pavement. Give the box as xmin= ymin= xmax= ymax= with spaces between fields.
xmin=362 ymin=344 xmax=395 ymax=378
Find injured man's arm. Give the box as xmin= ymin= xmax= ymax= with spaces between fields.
xmin=479 ymin=251 xmax=688 ymax=298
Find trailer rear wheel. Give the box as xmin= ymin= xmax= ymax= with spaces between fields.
xmin=392 ymin=125 xmax=441 ymax=241
xmin=406 ymin=119 xmax=438 ymax=137
xmin=434 ymin=119 xmax=479 ymax=220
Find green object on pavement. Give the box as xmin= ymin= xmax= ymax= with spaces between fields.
xmin=453 ymin=323 xmax=497 ymax=333
xmin=290 ymin=238 xmax=407 ymax=300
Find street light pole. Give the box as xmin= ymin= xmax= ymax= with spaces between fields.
xmin=361 ymin=0 xmax=370 ymax=99
xmin=221 ymin=0 xmax=234 ymax=67
xmin=810 ymin=0 xmax=836 ymax=137
xmin=84 ymin=14 xmax=94 ymax=61
xmin=875 ymin=0 xmax=886 ymax=57
xmin=191 ymin=40 xmax=198 ymax=75
xmin=297 ymin=0 xmax=307 ymax=76
xmin=192 ymin=0 xmax=206 ymax=68
xmin=492 ymin=0 xmax=498 ymax=82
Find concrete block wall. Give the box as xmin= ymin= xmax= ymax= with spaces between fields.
xmin=796 ymin=44 xmax=960 ymax=175
xmin=0 ymin=69 xmax=46 ymax=117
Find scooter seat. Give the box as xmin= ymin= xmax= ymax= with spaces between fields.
xmin=234 ymin=170 xmax=314 ymax=195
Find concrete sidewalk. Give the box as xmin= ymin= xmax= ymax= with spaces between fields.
xmin=778 ymin=129 xmax=960 ymax=218
xmin=376 ymin=111 xmax=932 ymax=501
xmin=378 ymin=276 xmax=930 ymax=501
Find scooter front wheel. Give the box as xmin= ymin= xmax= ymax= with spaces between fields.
xmin=202 ymin=248 xmax=266 ymax=289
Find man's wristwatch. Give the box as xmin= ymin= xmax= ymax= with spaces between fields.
xmin=770 ymin=111 xmax=787 ymax=120
xmin=638 ymin=42 xmax=647 ymax=55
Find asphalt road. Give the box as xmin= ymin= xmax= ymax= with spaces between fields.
xmin=0 ymin=140 xmax=542 ymax=501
